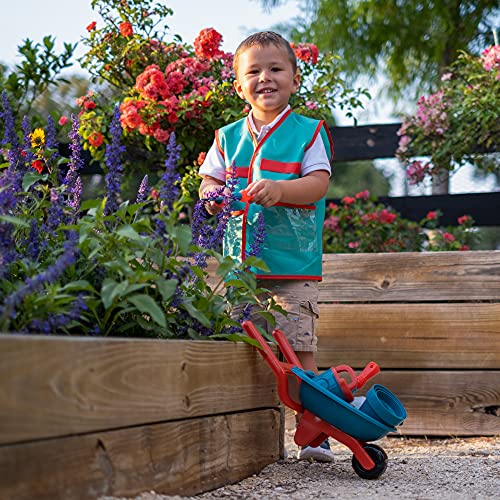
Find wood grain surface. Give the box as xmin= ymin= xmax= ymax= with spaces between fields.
xmin=0 ymin=337 xmax=278 ymax=445
xmin=316 ymin=302 xmax=500 ymax=369
xmin=320 ymin=251 xmax=500 ymax=302
xmin=0 ymin=408 xmax=280 ymax=500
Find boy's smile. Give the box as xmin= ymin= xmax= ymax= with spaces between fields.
xmin=234 ymin=44 xmax=300 ymax=129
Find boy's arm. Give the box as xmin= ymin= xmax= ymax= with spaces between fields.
xmin=246 ymin=170 xmax=330 ymax=208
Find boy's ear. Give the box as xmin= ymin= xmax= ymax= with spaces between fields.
xmin=233 ymin=79 xmax=245 ymax=100
xmin=291 ymin=70 xmax=301 ymax=94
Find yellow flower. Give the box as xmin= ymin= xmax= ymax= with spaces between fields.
xmin=31 ymin=128 xmax=46 ymax=149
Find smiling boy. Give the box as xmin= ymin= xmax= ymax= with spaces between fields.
xmin=199 ymin=31 xmax=334 ymax=462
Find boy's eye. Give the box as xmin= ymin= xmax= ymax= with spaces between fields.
xmin=271 ymin=67 xmax=282 ymax=72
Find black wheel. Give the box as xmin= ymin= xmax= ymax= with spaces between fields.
xmin=352 ymin=444 xmax=388 ymax=480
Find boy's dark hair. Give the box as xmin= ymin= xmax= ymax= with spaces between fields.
xmin=234 ymin=31 xmax=297 ymax=76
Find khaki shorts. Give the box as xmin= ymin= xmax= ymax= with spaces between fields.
xmin=233 ymin=280 xmax=319 ymax=352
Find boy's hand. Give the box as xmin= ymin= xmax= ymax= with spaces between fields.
xmin=246 ymin=179 xmax=282 ymax=208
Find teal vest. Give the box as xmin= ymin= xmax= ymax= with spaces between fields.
xmin=216 ymin=109 xmax=334 ymax=280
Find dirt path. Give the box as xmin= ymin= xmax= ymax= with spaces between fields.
xmin=106 ymin=433 xmax=499 ymax=500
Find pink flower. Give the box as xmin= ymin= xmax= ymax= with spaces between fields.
xmin=153 ymin=128 xmax=170 ymax=143
xmin=119 ymin=22 xmax=134 ymax=37
xmin=377 ymin=209 xmax=396 ymax=224
xmin=426 ymin=211 xmax=438 ymax=220
xmin=458 ymin=215 xmax=471 ymax=225
xmin=481 ymin=45 xmax=500 ymax=78
xmin=355 ymin=190 xmax=370 ymax=200
xmin=348 ymin=241 xmax=360 ymax=249
xmin=58 ymin=116 xmax=68 ymax=126
xmin=342 ymin=196 xmax=356 ymax=205
xmin=305 ymin=101 xmax=319 ymax=110
xmin=443 ymin=232 xmax=455 ymax=242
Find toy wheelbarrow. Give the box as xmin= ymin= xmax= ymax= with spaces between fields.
xmin=242 ymin=320 xmax=407 ymax=480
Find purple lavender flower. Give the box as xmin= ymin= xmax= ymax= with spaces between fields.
xmin=64 ymin=115 xmax=84 ymax=190
xmin=0 ymin=168 xmax=17 ymax=214
xmin=69 ymin=176 xmax=82 ymax=214
xmin=159 ymin=133 xmax=181 ymax=213
xmin=104 ymin=106 xmax=125 ymax=215
xmin=25 ymin=219 xmax=41 ymax=260
xmin=43 ymin=188 xmax=68 ymax=236
xmin=28 ymin=293 xmax=88 ymax=334
xmin=1 ymin=91 xmax=23 ymax=173
xmin=248 ymin=212 xmax=266 ymax=257
xmin=45 ymin=115 xmax=59 ymax=161
xmin=2 ymin=231 xmax=79 ymax=318
xmin=136 ymin=175 xmax=149 ymax=203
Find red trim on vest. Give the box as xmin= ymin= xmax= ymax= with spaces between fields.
xmin=323 ymin=122 xmax=335 ymax=163
xmin=215 ymin=130 xmax=224 ymax=159
xmin=260 ymin=159 xmax=301 ymax=175
xmin=305 ymin=122 xmax=323 ymax=152
xmin=255 ymin=274 xmax=322 ymax=281
xmin=226 ymin=167 xmax=249 ymax=178
xmin=274 ymin=201 xmax=316 ymax=210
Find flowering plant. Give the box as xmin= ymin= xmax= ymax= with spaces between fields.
xmin=323 ymin=190 xmax=477 ymax=253
xmin=0 ymin=91 xmax=277 ymax=338
xmin=397 ymin=46 xmax=500 ymax=186
xmin=76 ymin=0 xmax=368 ymax=179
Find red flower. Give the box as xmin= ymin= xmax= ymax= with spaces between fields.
xmin=32 ymin=159 xmax=44 ymax=173
xmin=443 ymin=232 xmax=455 ymax=242
xmin=458 ymin=215 xmax=471 ymax=225
xmin=86 ymin=21 xmax=97 ymax=32
xmin=58 ymin=116 xmax=68 ymax=126
xmin=84 ymin=100 xmax=96 ymax=110
xmin=426 ymin=211 xmax=438 ymax=220
xmin=88 ymin=131 xmax=104 ymax=148
xmin=119 ymin=22 xmax=134 ymax=37
xmin=342 ymin=196 xmax=356 ymax=205
xmin=459 ymin=245 xmax=470 ymax=251
xmin=194 ymin=28 xmax=224 ymax=60
xmin=290 ymin=43 xmax=319 ymax=65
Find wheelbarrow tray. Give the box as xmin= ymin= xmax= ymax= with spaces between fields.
xmin=292 ymin=367 xmax=396 ymax=442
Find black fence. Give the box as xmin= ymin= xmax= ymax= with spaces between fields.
xmin=328 ymin=123 xmax=500 ymax=226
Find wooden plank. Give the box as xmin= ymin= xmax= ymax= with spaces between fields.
xmin=351 ymin=371 xmax=500 ymax=437
xmin=320 ymin=251 xmax=500 ymax=302
xmin=316 ymin=303 xmax=500 ymax=369
xmin=0 ymin=337 xmax=278 ymax=445
xmin=0 ymin=408 xmax=280 ymax=500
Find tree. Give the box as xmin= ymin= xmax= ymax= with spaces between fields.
xmin=261 ymin=0 xmax=499 ymax=101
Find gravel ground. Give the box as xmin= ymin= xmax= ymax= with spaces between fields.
xmin=104 ymin=432 xmax=500 ymax=500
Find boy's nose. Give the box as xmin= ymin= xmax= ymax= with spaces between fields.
xmin=259 ymin=70 xmax=271 ymax=81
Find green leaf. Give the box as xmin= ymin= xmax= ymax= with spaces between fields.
xmin=22 ymin=172 xmax=48 ymax=191
xmin=0 ymin=215 xmax=30 ymax=228
xmin=155 ymin=278 xmax=178 ymax=301
xmin=127 ymin=294 xmax=166 ymax=328
xmin=116 ymin=224 xmax=142 ymax=241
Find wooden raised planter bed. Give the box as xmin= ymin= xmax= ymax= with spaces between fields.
xmin=0 ymin=337 xmax=281 ymax=499
xmin=317 ymin=250 xmax=500 ymax=436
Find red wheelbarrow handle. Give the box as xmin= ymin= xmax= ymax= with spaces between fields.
xmin=242 ymin=320 xmax=303 ymax=413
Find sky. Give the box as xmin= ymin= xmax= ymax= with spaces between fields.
xmin=0 ymin=0 xmax=300 ymax=65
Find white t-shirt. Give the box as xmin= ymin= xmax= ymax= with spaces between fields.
xmin=199 ymin=105 xmax=332 ymax=182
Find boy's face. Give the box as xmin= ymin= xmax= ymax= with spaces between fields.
xmin=233 ymin=44 xmax=300 ymax=124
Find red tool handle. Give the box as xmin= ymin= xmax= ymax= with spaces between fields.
xmin=356 ymin=361 xmax=380 ymax=389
